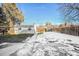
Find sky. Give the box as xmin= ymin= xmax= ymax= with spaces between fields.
xmin=17 ymin=3 xmax=64 ymax=25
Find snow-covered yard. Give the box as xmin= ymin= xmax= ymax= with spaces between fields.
xmin=0 ymin=32 xmax=79 ymax=56
xmin=13 ymin=32 xmax=79 ymax=56
xmin=0 ymin=43 xmax=25 ymax=56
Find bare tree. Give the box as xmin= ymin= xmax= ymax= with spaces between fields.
xmin=60 ymin=3 xmax=79 ymax=24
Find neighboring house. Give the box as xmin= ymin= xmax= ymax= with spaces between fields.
xmin=36 ymin=25 xmax=46 ymax=33
xmin=36 ymin=23 xmax=54 ymax=33
xmin=14 ymin=25 xmax=21 ymax=34
xmin=14 ymin=24 xmax=36 ymax=34
xmin=14 ymin=23 xmax=79 ymax=36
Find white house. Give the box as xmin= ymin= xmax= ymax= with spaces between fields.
xmin=14 ymin=24 xmax=36 ymax=34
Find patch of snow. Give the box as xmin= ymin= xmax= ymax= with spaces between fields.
xmin=15 ymin=32 xmax=79 ymax=56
